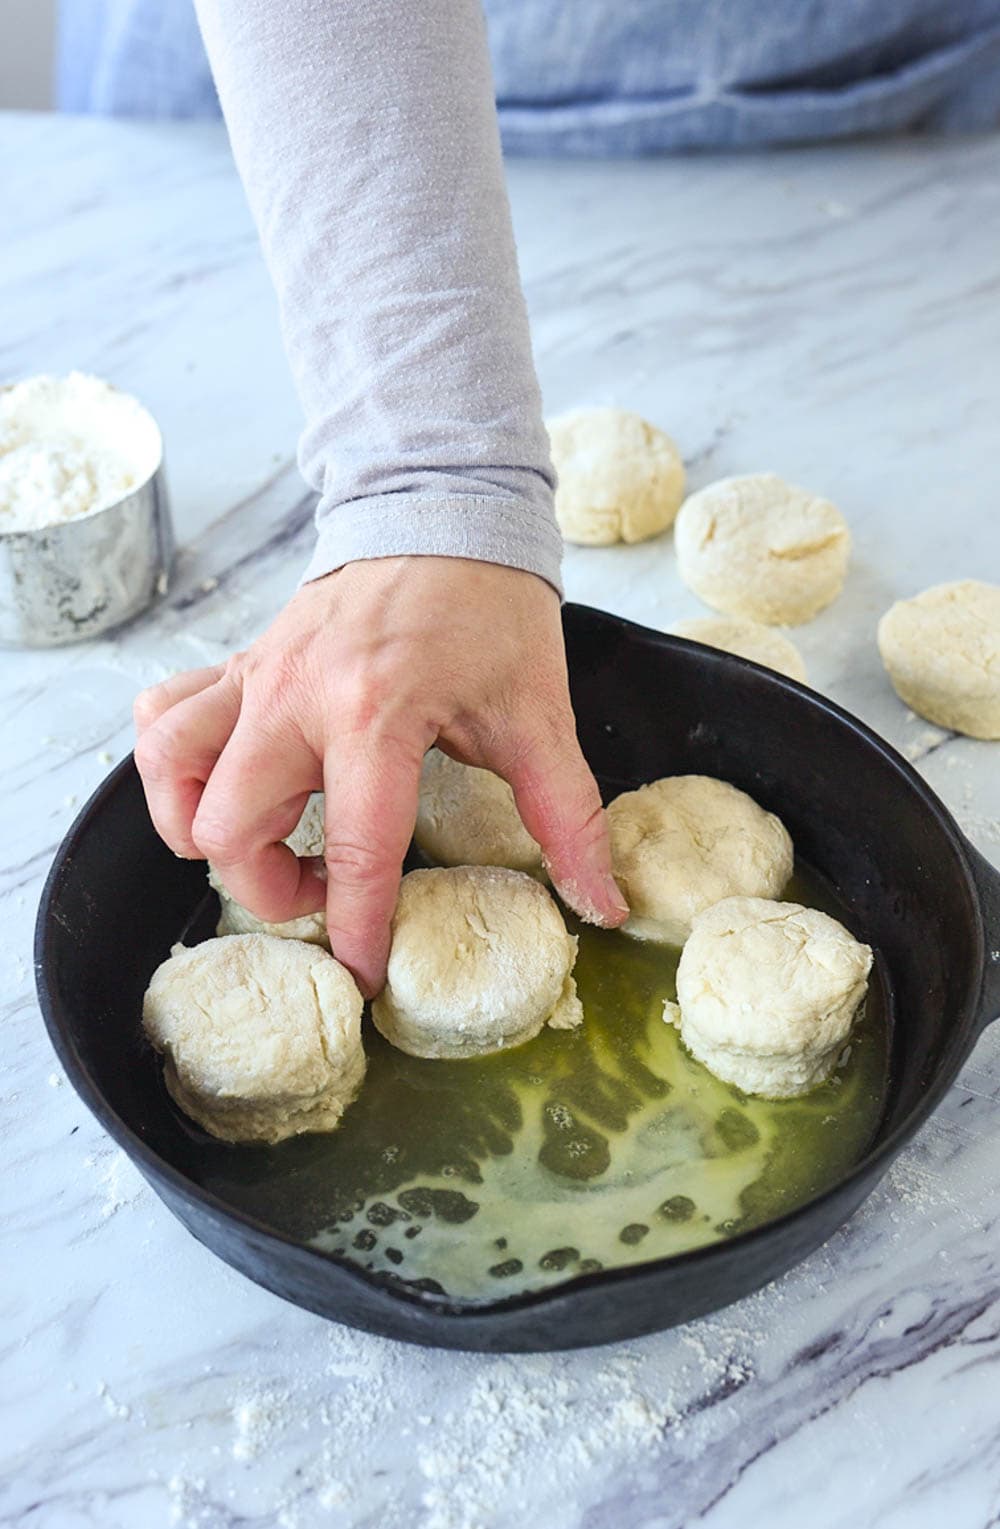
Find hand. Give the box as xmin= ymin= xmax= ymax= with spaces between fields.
xmin=133 ymin=557 xmax=628 ymax=996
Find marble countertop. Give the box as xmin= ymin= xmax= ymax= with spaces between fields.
xmin=3 ymin=112 xmax=1000 ymax=1529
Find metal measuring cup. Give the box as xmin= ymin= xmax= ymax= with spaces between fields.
xmin=0 ymin=382 xmax=175 ymax=648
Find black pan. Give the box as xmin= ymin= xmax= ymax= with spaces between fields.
xmin=36 ymin=604 xmax=1000 ymax=1352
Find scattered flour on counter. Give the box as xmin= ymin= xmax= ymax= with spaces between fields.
xmin=890 ymin=1155 xmax=940 ymax=1211
xmin=903 ymin=727 xmax=949 ymax=761
xmin=415 ymin=1355 xmax=667 ymax=1529
xmin=957 ymin=810 xmax=1000 ymax=847
xmin=882 ymin=1151 xmax=952 ymax=1226
xmin=677 ymin=1326 xmax=756 ymax=1391
xmin=231 ymin=1387 xmax=293 ymax=1462
xmin=0 ymin=373 xmax=160 ymax=532
xmin=85 ymin=1146 xmax=148 ymax=1220
xmin=96 ymin=1379 xmax=131 ymax=1421
xmin=153 ymin=1305 xmax=779 ymax=1529
xmin=166 ymin=1474 xmax=213 ymax=1528
xmin=203 ymin=1324 xmax=680 ymax=1529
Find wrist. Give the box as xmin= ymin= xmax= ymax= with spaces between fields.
xmin=301 ymin=491 xmax=563 ymax=598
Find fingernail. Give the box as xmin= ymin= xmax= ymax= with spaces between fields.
xmin=603 ymin=874 xmax=630 ymax=919
xmin=355 ymin=963 xmax=387 ymax=1002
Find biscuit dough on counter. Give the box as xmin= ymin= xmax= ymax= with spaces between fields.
xmin=547 ymin=406 xmax=685 ymax=546
xmin=878 ymin=579 xmax=1000 ymax=740
xmin=671 ymin=615 xmax=808 ymax=684
xmin=674 ymin=473 xmax=850 ymax=625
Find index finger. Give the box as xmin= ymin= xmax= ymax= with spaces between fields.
xmin=191 ymin=719 xmax=324 ymax=923
xmin=322 ymin=738 xmax=425 ymax=998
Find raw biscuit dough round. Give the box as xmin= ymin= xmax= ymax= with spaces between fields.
xmin=672 ymin=616 xmax=808 ymax=683
xmin=667 ymin=896 xmax=873 ymax=1098
xmin=142 ymin=933 xmax=365 ymax=1143
xmin=372 ymin=865 xmax=582 ymax=1059
xmin=877 ymin=579 xmax=1000 ymax=740
xmin=547 ymin=406 xmax=685 ymax=545
xmin=414 ymin=748 xmax=544 ymax=876
xmin=674 ymin=473 xmax=850 ymax=625
xmin=607 ymin=774 xmax=793 ymax=946
xmin=209 ymin=792 xmax=328 ymax=946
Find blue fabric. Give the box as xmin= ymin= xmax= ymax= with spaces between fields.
xmin=58 ymin=0 xmax=217 ymax=117
xmin=58 ymin=0 xmax=1000 ymax=149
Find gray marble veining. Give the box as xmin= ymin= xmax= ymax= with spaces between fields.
xmin=2 ymin=114 xmax=1000 ymax=1529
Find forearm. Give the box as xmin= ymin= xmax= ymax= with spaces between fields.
xmin=193 ymin=0 xmax=561 ymax=590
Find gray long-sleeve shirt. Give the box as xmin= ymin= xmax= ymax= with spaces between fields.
xmin=193 ymin=0 xmax=563 ymax=592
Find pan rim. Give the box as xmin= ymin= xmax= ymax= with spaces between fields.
xmin=34 ymin=603 xmax=987 ymax=1325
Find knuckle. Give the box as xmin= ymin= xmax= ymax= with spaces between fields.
xmin=133 ymin=686 xmax=162 ymax=730
xmin=261 ymin=651 xmax=303 ymax=699
xmin=323 ymin=838 xmax=387 ymax=888
xmin=564 ymin=753 xmax=603 ymax=812
xmin=242 ymin=887 xmax=297 ymax=924
xmin=572 ymin=797 xmax=608 ymax=848
xmin=134 ymin=726 xmax=175 ymax=781
xmin=239 ymin=663 xmax=312 ymax=743
xmin=336 ymin=674 xmax=392 ymax=737
xmin=551 ymin=766 xmax=605 ymax=842
xmin=245 ymin=636 xmax=316 ymax=699
xmin=190 ymin=811 xmax=243 ymax=865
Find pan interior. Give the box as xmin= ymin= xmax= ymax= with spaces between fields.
xmin=181 ymin=862 xmax=890 ymax=1303
xmin=37 ymin=615 xmax=984 ymax=1337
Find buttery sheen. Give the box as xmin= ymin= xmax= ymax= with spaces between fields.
xmin=195 ymin=866 xmax=888 ymax=1301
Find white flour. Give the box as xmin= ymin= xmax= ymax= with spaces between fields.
xmin=414 ymin=1356 xmax=666 ymax=1529
xmin=187 ymin=1324 xmax=726 ymax=1529
xmin=85 ymin=1144 xmax=149 ymax=1220
xmin=0 ymin=372 xmax=160 ymax=531
xmin=231 ymin=1387 xmax=293 ymax=1462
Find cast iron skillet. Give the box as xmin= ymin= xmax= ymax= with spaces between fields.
xmin=36 ymin=604 xmax=1000 ymax=1352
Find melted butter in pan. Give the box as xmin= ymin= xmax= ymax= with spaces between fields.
xmin=195 ymin=865 xmax=889 ymax=1302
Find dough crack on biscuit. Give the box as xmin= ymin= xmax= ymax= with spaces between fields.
xmin=768 ymin=525 xmax=843 ymax=559
xmin=669 ymin=896 xmax=873 ymax=1098
xmin=142 ymin=932 xmax=365 ymax=1143
xmin=607 ymin=774 xmax=793 ymax=946
xmin=372 ymin=865 xmax=582 ymax=1058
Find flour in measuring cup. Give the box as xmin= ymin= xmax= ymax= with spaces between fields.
xmin=0 ymin=372 xmax=160 ymax=531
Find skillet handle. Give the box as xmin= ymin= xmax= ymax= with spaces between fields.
xmin=969 ymin=841 xmax=1000 ymax=1032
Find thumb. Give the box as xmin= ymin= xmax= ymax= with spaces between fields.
xmin=496 ymin=722 xmax=629 ymax=928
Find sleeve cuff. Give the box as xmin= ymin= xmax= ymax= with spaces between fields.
xmin=299 ymin=493 xmax=565 ymax=597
